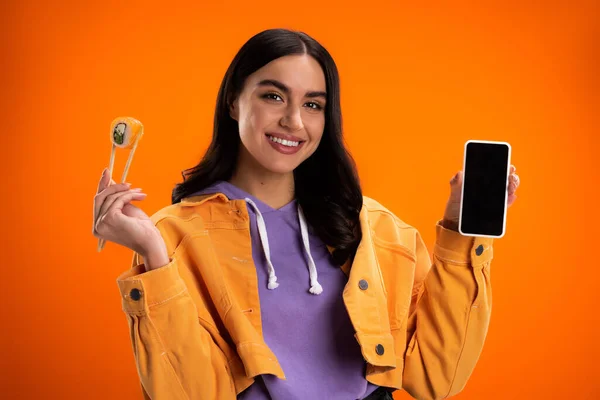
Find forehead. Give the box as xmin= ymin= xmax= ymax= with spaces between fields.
xmin=248 ymin=54 xmax=326 ymax=92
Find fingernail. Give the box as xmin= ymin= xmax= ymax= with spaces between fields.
xmin=125 ymin=182 xmax=132 ymax=187
xmin=132 ymin=188 xmax=142 ymax=191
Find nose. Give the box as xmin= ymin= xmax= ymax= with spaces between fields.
xmin=279 ymin=106 xmax=303 ymax=132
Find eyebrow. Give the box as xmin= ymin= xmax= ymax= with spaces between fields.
xmin=257 ymin=79 xmax=327 ymax=99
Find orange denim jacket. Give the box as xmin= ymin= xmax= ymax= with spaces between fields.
xmin=116 ymin=193 xmax=494 ymax=400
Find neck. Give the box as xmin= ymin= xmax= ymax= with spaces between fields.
xmin=229 ymin=149 xmax=295 ymax=210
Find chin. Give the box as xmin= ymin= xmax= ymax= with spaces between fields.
xmin=258 ymin=158 xmax=300 ymax=175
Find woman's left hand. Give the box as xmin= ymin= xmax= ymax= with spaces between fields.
xmin=442 ymin=165 xmax=520 ymax=230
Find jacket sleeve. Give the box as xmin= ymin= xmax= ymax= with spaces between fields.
xmin=402 ymin=220 xmax=494 ymax=400
xmin=116 ymin=252 xmax=237 ymax=400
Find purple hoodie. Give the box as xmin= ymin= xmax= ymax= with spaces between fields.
xmin=195 ymin=181 xmax=379 ymax=400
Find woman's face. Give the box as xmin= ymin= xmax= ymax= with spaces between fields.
xmin=230 ymin=54 xmax=327 ymax=174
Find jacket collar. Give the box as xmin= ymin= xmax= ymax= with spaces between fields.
xmin=180 ymin=192 xmax=229 ymax=206
xmin=182 ymin=192 xmax=340 ymax=256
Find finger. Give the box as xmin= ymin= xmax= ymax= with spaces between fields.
xmin=97 ymin=188 xmax=143 ymax=224
xmin=509 ymin=175 xmax=519 ymax=192
xmin=450 ymin=171 xmax=463 ymax=185
xmin=94 ymin=182 xmax=132 ymax=223
xmin=95 ymin=168 xmax=111 ymax=224
xmin=95 ymin=191 xmax=148 ymax=235
xmin=96 ymin=168 xmax=110 ymax=194
xmin=510 ymin=165 xmax=516 ymax=174
xmin=507 ymin=193 xmax=517 ymax=207
xmin=95 ymin=168 xmax=120 ymax=223
xmin=93 ymin=183 xmax=131 ymax=230
xmin=508 ymin=174 xmax=519 ymax=190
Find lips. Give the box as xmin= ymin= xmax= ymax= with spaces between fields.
xmin=265 ymin=133 xmax=305 ymax=155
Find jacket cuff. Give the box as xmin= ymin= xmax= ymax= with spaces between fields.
xmin=433 ymin=219 xmax=494 ymax=267
xmin=116 ymin=257 xmax=187 ymax=315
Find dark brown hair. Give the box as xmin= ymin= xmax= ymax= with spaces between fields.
xmin=171 ymin=28 xmax=362 ymax=265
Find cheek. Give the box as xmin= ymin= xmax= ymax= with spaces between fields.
xmin=307 ymin=115 xmax=326 ymax=145
xmin=239 ymin=103 xmax=273 ymax=139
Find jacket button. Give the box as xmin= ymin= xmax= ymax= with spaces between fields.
xmin=358 ymin=279 xmax=369 ymax=290
xmin=376 ymin=344 xmax=385 ymax=355
xmin=129 ymin=288 xmax=142 ymax=301
xmin=475 ymin=245 xmax=484 ymax=256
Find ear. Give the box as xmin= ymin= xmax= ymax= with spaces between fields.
xmin=228 ymin=97 xmax=239 ymax=121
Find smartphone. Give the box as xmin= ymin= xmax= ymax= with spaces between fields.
xmin=458 ymin=140 xmax=512 ymax=238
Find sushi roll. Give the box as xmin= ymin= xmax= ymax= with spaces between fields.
xmin=110 ymin=117 xmax=144 ymax=149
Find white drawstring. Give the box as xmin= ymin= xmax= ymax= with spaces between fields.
xmin=245 ymin=198 xmax=279 ymax=289
xmin=244 ymin=198 xmax=323 ymax=295
xmin=298 ymin=205 xmax=323 ymax=295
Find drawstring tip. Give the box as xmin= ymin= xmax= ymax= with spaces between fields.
xmin=268 ymin=276 xmax=279 ymax=290
xmin=309 ymin=282 xmax=323 ymax=295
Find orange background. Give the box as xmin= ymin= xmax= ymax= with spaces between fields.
xmin=1 ymin=1 xmax=598 ymax=399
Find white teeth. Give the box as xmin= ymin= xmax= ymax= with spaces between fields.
xmin=268 ymin=135 xmax=299 ymax=147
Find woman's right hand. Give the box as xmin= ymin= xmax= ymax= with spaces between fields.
xmin=92 ymin=168 xmax=164 ymax=257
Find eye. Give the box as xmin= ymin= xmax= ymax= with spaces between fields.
xmin=262 ymin=93 xmax=283 ymax=102
xmin=305 ymin=102 xmax=323 ymax=111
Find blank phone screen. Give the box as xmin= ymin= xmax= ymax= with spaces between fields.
xmin=460 ymin=142 xmax=510 ymax=237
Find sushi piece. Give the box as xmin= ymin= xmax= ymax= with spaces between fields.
xmin=107 ymin=117 xmax=144 ymax=184
xmin=111 ymin=117 xmax=144 ymax=149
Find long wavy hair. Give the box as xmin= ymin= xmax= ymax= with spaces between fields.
xmin=171 ymin=28 xmax=363 ymax=266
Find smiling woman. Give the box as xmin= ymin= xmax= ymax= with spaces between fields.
xmin=95 ymin=28 xmax=503 ymax=400
xmin=172 ymin=29 xmax=363 ymax=267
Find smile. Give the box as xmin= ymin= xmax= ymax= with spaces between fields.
xmin=266 ymin=134 xmax=300 ymax=147
xmin=265 ymin=133 xmax=305 ymax=155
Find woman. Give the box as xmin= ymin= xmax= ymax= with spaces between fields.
xmin=93 ymin=29 xmax=520 ymax=400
